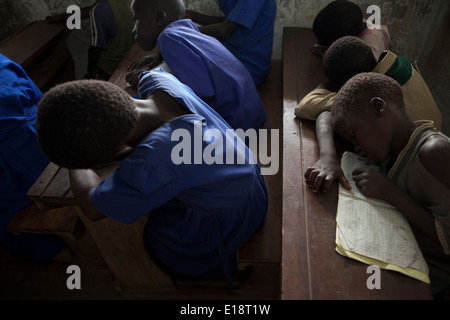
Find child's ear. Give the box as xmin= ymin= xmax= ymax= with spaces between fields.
xmin=370 ymin=97 xmax=386 ymax=116
xmin=155 ymin=10 xmax=167 ymax=26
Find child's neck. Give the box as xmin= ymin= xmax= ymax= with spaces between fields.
xmin=390 ymin=118 xmax=418 ymax=159
xmin=127 ymin=91 xmax=189 ymax=146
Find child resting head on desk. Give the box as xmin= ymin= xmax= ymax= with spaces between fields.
xmin=331 ymin=72 xmax=450 ymax=291
xmin=35 ymin=69 xmax=268 ymax=286
xmin=298 ymin=36 xmax=443 ymax=195
xmin=312 ymin=0 xmax=389 ymax=60
xmin=298 ymin=36 xmax=442 ymax=127
xmin=125 ymin=0 xmax=266 ymax=132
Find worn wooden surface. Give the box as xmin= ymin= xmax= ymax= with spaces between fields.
xmin=0 ymin=20 xmax=74 ymax=92
xmin=281 ymin=27 xmax=433 ymax=300
xmin=0 ymin=21 xmax=67 ymax=68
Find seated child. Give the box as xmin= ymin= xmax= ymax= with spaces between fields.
xmin=0 ymin=54 xmax=66 ymax=262
xmin=312 ymin=0 xmax=389 ymax=60
xmin=35 ymin=69 xmax=268 ymax=286
xmin=185 ymin=0 xmax=277 ymax=86
xmin=296 ymin=36 xmax=443 ymax=194
xmin=126 ymin=0 xmax=266 ymax=131
xmin=331 ymin=72 xmax=450 ymax=292
xmin=297 ymin=36 xmax=442 ymax=128
xmin=85 ymin=0 xmax=135 ymax=80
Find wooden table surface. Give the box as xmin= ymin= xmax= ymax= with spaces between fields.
xmin=0 ymin=21 xmax=67 ymax=68
xmin=281 ymin=27 xmax=433 ymax=300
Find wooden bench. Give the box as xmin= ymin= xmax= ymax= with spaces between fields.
xmin=0 ymin=20 xmax=75 ymax=92
xmin=281 ymin=27 xmax=433 ymax=299
xmin=21 ymin=43 xmax=283 ymax=299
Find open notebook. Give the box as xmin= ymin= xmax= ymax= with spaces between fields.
xmin=335 ymin=151 xmax=430 ymax=283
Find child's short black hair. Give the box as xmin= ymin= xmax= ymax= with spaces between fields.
xmin=323 ymin=36 xmax=378 ymax=89
xmin=36 ymin=80 xmax=138 ymax=169
xmin=313 ymin=0 xmax=363 ymax=46
xmin=331 ymin=72 xmax=404 ymax=119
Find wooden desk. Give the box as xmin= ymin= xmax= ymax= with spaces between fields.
xmin=0 ymin=20 xmax=75 ymax=92
xmin=281 ymin=27 xmax=433 ymax=299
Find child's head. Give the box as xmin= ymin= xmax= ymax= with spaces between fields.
xmin=331 ymin=72 xmax=405 ymax=163
xmin=313 ymin=0 xmax=363 ymax=46
xmin=323 ymin=36 xmax=378 ymax=89
xmin=131 ymin=0 xmax=185 ymax=51
xmin=36 ymin=80 xmax=138 ymax=169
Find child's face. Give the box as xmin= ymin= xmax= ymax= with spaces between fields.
xmin=131 ymin=0 xmax=161 ymax=51
xmin=333 ymin=108 xmax=392 ymax=163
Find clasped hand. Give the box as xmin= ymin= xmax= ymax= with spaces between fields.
xmin=305 ymin=158 xmax=394 ymax=201
xmin=304 ymin=155 xmax=351 ymax=193
xmin=125 ymin=51 xmax=163 ymax=88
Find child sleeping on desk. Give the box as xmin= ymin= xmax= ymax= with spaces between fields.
xmin=35 ymin=69 xmax=268 ymax=287
xmin=312 ymin=0 xmax=389 ymax=60
xmin=331 ymin=72 xmax=450 ymax=296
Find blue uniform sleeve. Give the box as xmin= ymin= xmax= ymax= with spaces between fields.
xmin=0 ymin=54 xmax=49 ymax=233
xmin=90 ymin=152 xmax=182 ymax=224
xmin=157 ymin=30 xmax=216 ymax=99
xmin=224 ymin=0 xmax=265 ymax=31
xmin=90 ymin=0 xmax=116 ymax=48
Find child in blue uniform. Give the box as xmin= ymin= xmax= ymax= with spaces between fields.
xmin=36 ymin=69 xmax=268 ymax=285
xmin=126 ymin=0 xmax=266 ymax=132
xmin=0 ymin=54 xmax=65 ymax=262
xmin=186 ymin=0 xmax=276 ymax=87
xmin=85 ymin=0 xmax=135 ymax=80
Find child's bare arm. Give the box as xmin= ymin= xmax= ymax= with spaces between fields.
xmin=352 ymin=166 xmax=442 ymax=247
xmin=304 ymin=111 xmax=351 ymax=193
xmin=185 ymin=10 xmax=225 ymax=26
xmin=418 ymin=135 xmax=450 ymax=190
xmin=198 ymin=20 xmax=238 ymax=40
xmin=69 ymin=169 xmax=106 ymax=221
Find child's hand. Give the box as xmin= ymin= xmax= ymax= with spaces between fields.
xmin=305 ymin=155 xmax=352 ymax=193
xmin=185 ymin=10 xmax=198 ymax=20
xmin=126 ymin=52 xmax=164 ymax=88
xmin=352 ymin=167 xmax=395 ymax=200
xmin=126 ymin=53 xmax=163 ymax=73
xmin=125 ymin=69 xmax=143 ymax=88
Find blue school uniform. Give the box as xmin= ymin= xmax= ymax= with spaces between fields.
xmin=90 ymin=69 xmax=268 ymax=280
xmin=218 ymin=0 xmax=276 ymax=86
xmin=157 ymin=19 xmax=266 ymax=131
xmin=0 ymin=54 xmax=65 ymax=262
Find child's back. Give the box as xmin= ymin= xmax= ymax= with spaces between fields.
xmin=36 ymin=69 xmax=268 ymax=284
xmin=0 ymin=54 xmax=65 ymax=261
xmin=157 ymin=19 xmax=266 ymax=131
xmin=130 ymin=0 xmax=266 ymax=131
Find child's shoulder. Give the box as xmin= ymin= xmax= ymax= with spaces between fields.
xmin=419 ymin=132 xmax=450 ymax=157
xmin=418 ymin=132 xmax=450 ymax=186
